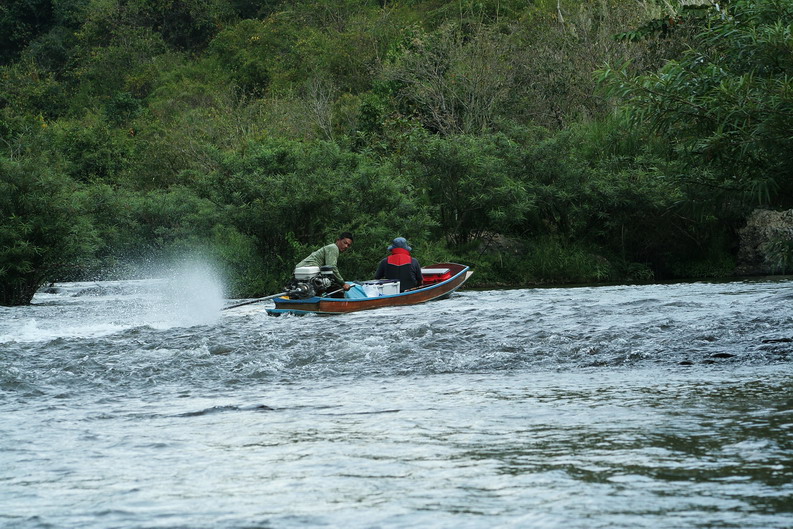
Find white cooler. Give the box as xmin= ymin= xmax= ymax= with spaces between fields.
xmin=360 ymin=280 xmax=400 ymax=297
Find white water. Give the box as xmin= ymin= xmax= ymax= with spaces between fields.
xmin=1 ymin=276 xmax=792 ymax=529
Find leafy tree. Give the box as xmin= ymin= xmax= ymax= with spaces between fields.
xmin=402 ymin=131 xmax=535 ymax=245
xmin=77 ymin=0 xmax=231 ymax=53
xmin=228 ymin=0 xmax=281 ymax=19
xmin=0 ymin=61 xmax=68 ymax=119
xmin=45 ymin=113 xmax=134 ymax=182
xmin=205 ymin=19 xmax=273 ymax=96
xmin=0 ymin=156 xmax=99 ymax=305
xmin=601 ymin=0 xmax=793 ymax=207
xmin=291 ymin=4 xmax=395 ymax=95
xmin=0 ymin=0 xmax=55 ymax=65
xmin=383 ymin=24 xmax=516 ymax=135
xmin=72 ymin=24 xmax=170 ymax=101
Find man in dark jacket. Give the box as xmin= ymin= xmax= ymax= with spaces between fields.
xmin=374 ymin=237 xmax=423 ymax=292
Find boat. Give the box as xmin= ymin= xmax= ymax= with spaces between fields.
xmin=266 ymin=262 xmax=473 ymax=316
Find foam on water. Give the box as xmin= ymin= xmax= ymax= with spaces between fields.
xmin=0 ymin=317 xmax=130 ymax=344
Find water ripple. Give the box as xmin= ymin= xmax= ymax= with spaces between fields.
xmin=1 ymin=278 xmax=792 ymax=529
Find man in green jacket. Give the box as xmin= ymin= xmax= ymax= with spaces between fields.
xmin=294 ymin=232 xmax=354 ymax=292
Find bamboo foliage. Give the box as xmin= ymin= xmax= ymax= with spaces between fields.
xmin=600 ymin=0 xmax=793 ymax=205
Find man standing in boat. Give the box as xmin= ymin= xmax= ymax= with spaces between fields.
xmin=294 ymin=232 xmax=354 ymax=292
xmin=375 ymin=237 xmax=423 ymax=292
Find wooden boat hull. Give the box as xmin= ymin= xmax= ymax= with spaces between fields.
xmin=267 ymin=262 xmax=472 ymax=316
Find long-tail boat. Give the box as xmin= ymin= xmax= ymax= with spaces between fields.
xmin=266 ymin=262 xmax=472 ymax=316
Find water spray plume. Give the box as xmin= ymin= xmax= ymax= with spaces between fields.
xmin=155 ymin=259 xmax=227 ymax=326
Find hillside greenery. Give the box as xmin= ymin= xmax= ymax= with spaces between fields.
xmin=1 ymin=0 xmax=791 ymax=304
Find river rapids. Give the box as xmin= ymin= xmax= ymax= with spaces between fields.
xmin=1 ymin=273 xmax=791 ymax=528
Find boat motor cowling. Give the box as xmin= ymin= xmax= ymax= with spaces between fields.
xmin=286 ymin=265 xmax=336 ymax=298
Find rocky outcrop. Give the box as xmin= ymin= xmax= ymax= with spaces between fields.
xmin=736 ymin=209 xmax=793 ymax=275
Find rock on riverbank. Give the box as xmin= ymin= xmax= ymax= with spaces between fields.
xmin=737 ymin=209 xmax=793 ymax=275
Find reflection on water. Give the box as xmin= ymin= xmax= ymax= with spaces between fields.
xmin=0 ymin=278 xmax=791 ymax=529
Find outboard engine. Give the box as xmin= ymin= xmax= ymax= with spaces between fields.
xmin=285 ymin=265 xmax=336 ymax=299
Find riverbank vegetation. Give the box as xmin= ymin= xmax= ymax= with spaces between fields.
xmin=2 ymin=0 xmax=791 ymax=304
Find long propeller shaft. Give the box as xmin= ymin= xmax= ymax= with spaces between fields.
xmin=221 ymin=292 xmax=288 ymax=311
